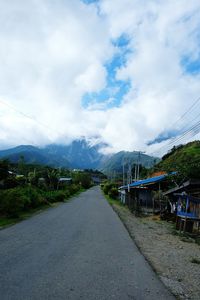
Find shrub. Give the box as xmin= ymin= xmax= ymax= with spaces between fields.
xmin=3 ymin=177 xmax=19 ymax=189
xmin=108 ymin=187 xmax=119 ymax=199
xmin=0 ymin=188 xmax=31 ymax=217
xmin=68 ymin=184 xmax=80 ymax=195
xmin=64 ymin=190 xmax=70 ymax=199
xmin=73 ymin=173 xmax=91 ymax=189
xmin=43 ymin=190 xmax=67 ymax=203
xmin=103 ymin=182 xmax=117 ymax=195
xmin=22 ymin=187 xmax=44 ymax=209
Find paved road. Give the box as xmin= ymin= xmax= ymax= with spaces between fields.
xmin=0 ymin=186 xmax=174 ymax=300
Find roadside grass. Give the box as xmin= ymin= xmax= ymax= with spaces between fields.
xmin=0 ymin=188 xmax=86 ymax=229
xmin=104 ymin=194 xmax=124 ymax=207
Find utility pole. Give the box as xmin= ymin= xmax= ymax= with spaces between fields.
xmin=136 ymin=151 xmax=145 ymax=181
xmin=122 ymin=157 xmax=125 ymax=186
xmin=134 ymin=163 xmax=137 ymax=181
xmin=137 ymin=152 xmax=140 ymax=181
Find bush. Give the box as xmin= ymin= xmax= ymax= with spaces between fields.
xmin=0 ymin=188 xmax=31 ymax=217
xmin=68 ymin=184 xmax=80 ymax=195
xmin=108 ymin=187 xmax=119 ymax=199
xmin=3 ymin=177 xmax=19 ymax=189
xmin=22 ymin=187 xmax=44 ymax=209
xmin=103 ymin=182 xmax=117 ymax=195
xmin=64 ymin=190 xmax=70 ymax=198
xmin=73 ymin=173 xmax=91 ymax=189
xmin=43 ymin=190 xmax=67 ymax=203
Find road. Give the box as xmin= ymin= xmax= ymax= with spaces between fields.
xmin=0 ymin=186 xmax=174 ymax=300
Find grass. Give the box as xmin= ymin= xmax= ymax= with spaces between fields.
xmin=104 ymin=194 xmax=124 ymax=207
xmin=190 ymin=258 xmax=200 ymax=264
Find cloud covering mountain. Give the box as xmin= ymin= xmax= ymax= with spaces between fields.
xmin=0 ymin=0 xmax=200 ymax=156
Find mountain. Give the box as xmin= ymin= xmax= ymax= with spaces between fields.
xmin=44 ymin=140 xmax=104 ymax=169
xmin=100 ymin=151 xmax=159 ymax=174
xmin=0 ymin=140 xmax=103 ymax=169
xmin=0 ymin=140 xmax=158 ymax=172
xmin=0 ymin=145 xmax=71 ymax=167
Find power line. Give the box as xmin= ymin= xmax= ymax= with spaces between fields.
xmin=149 ymin=95 xmax=200 ymax=156
xmin=0 ymin=99 xmax=64 ymax=142
xmin=170 ymin=96 xmax=200 ymax=129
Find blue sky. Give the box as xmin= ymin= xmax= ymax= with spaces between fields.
xmin=182 ymin=56 xmax=200 ymax=75
xmin=82 ymin=35 xmax=131 ymax=109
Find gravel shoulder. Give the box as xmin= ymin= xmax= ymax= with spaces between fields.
xmin=112 ymin=203 xmax=200 ymax=300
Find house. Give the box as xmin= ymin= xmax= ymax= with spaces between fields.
xmin=163 ymin=179 xmax=200 ymax=199
xmin=119 ymin=172 xmax=176 ymax=214
xmin=164 ymin=180 xmax=200 ymax=233
xmin=58 ymin=177 xmax=72 ymax=185
xmin=58 ymin=177 xmax=72 ymax=187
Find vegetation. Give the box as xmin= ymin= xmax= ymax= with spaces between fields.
xmin=152 ymin=141 xmax=200 ymax=182
xmin=0 ymin=159 xmax=94 ymax=223
xmin=101 ymin=151 xmax=159 ymax=176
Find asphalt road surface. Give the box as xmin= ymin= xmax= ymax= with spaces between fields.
xmin=0 ymin=186 xmax=175 ymax=300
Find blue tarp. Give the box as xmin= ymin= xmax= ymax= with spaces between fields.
xmin=120 ymin=172 xmax=176 ymax=190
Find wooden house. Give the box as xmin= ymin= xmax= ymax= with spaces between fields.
xmin=164 ymin=180 xmax=200 ymax=233
xmin=119 ymin=173 xmax=176 ymax=214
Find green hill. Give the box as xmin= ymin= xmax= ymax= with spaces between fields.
xmin=155 ymin=141 xmax=200 ymax=180
xmin=101 ymin=151 xmax=159 ymax=175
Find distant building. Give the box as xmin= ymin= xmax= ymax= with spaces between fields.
xmin=58 ymin=177 xmax=72 ymax=187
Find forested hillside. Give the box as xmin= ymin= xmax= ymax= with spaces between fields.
xmin=154 ymin=141 xmax=200 ymax=181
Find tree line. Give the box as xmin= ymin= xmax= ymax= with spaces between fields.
xmin=0 ymin=158 xmax=96 ymax=219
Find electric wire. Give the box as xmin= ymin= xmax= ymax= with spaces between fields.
xmin=149 ymin=96 xmax=200 ymax=157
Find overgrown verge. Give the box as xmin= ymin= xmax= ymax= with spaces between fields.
xmin=0 ymin=159 xmax=93 ymax=228
xmin=0 ymin=185 xmax=85 ymax=227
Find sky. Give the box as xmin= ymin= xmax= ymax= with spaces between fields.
xmin=0 ymin=0 xmax=200 ymax=156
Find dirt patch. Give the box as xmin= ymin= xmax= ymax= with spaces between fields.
xmin=112 ymin=204 xmax=200 ymax=300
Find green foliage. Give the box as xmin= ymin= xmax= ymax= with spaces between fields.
xmin=101 ymin=151 xmax=159 ymax=175
xmin=68 ymin=184 xmax=80 ymax=195
xmin=0 ymin=160 xmax=90 ymax=222
xmin=0 ymin=188 xmax=31 ymax=217
xmin=43 ymin=190 xmax=67 ymax=203
xmin=22 ymin=187 xmax=44 ymax=208
xmin=108 ymin=187 xmax=119 ymax=199
xmin=3 ymin=177 xmax=19 ymax=189
xmin=103 ymin=182 xmax=117 ymax=195
xmin=72 ymin=172 xmax=91 ymax=189
xmin=155 ymin=141 xmax=200 ymax=181
xmin=0 ymin=159 xmax=9 ymax=181
xmin=43 ymin=168 xmax=60 ymax=190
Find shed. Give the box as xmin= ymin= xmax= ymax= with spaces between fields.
xmin=119 ymin=172 xmax=176 ymax=214
xmin=163 ymin=180 xmax=200 ymax=233
xmin=58 ymin=177 xmax=72 ymax=186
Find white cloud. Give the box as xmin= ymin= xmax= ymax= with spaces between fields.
xmin=0 ymin=0 xmax=200 ymax=157
xmin=97 ymin=0 xmax=200 ymax=155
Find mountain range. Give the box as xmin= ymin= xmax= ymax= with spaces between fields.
xmin=0 ymin=140 xmax=158 ymax=174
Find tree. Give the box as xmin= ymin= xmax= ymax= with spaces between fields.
xmin=18 ymin=155 xmax=25 ymax=175
xmin=73 ymin=172 xmax=91 ymax=189
xmin=44 ymin=168 xmax=60 ymax=190
xmin=0 ymin=160 xmax=9 ymax=181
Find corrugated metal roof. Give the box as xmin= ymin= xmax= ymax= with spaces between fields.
xmin=120 ymin=172 xmax=176 ymax=190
